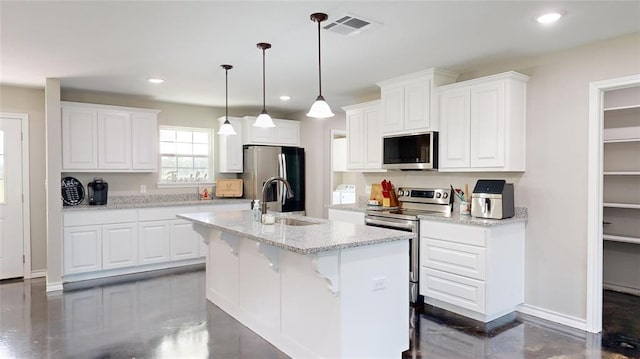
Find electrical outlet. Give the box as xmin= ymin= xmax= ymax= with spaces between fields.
xmin=371 ymin=277 xmax=387 ymax=291
xmin=365 ymin=185 xmax=372 ymax=195
xmin=140 ymin=185 xmax=147 ymax=193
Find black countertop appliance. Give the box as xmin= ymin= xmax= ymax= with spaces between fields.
xmin=471 ymin=179 xmax=514 ymax=219
xmin=87 ymin=177 xmax=108 ymax=205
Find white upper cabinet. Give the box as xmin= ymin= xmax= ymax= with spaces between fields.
xmin=242 ymin=117 xmax=300 ymax=146
xmin=218 ymin=117 xmax=243 ymax=173
xmin=61 ymin=102 xmax=160 ymax=172
xmin=131 ymin=112 xmax=159 ymax=171
xmin=377 ymin=68 xmax=458 ymax=134
xmin=438 ymin=71 xmax=529 ymax=172
xmin=62 ymin=106 xmax=99 ymax=169
xmin=343 ymin=100 xmax=384 ymax=171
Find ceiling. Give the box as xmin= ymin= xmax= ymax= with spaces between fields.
xmin=1 ymin=1 xmax=639 ymax=116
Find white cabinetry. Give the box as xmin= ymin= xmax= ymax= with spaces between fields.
xmin=328 ymin=208 xmax=364 ymax=225
xmin=377 ymin=68 xmax=458 ymax=134
xmin=102 ymin=223 xmax=137 ymax=270
xmin=343 ymin=100 xmax=385 ymax=171
xmin=217 ymin=117 xmax=244 ymax=173
xmin=63 ymin=210 xmax=137 ymax=275
xmin=61 ymin=102 xmax=160 ymax=172
xmin=242 ymin=117 xmax=300 ymax=146
xmin=138 ymin=221 xmax=171 ymax=265
xmin=419 ymin=220 xmax=525 ymax=322
xmin=64 ymin=225 xmax=102 ymax=275
xmin=170 ymin=220 xmax=200 ymax=260
xmin=438 ymin=72 xmax=529 ymax=172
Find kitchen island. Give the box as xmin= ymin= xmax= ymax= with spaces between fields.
xmin=178 ymin=210 xmax=414 ymax=359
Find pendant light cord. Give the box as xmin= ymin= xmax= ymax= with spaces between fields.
xmin=262 ymin=47 xmax=267 ymax=112
xmin=317 ymin=19 xmax=322 ymax=97
xmin=225 ymin=67 xmax=229 ymax=120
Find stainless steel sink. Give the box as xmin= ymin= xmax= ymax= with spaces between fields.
xmin=276 ymin=218 xmax=318 ymax=226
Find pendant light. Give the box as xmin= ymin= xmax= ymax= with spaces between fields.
xmin=307 ymin=12 xmax=334 ymax=119
xmin=254 ymin=42 xmax=275 ymax=128
xmin=217 ymin=64 xmax=237 ymax=136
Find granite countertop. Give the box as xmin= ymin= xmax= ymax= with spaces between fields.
xmin=62 ymin=193 xmax=251 ymax=212
xmin=178 ymin=210 xmax=414 ymax=255
xmin=329 ymin=203 xmax=528 ymax=227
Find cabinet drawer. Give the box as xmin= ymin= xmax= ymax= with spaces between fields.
xmin=422 ymin=239 xmax=486 ymax=280
xmin=64 ymin=210 xmax=137 ymax=227
xmin=420 ymin=267 xmax=485 ymax=313
xmin=421 ymin=220 xmax=488 ymax=247
xmin=138 ymin=206 xmax=200 ymax=221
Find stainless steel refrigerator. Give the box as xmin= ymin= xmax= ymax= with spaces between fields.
xmin=242 ymin=145 xmax=305 ymax=213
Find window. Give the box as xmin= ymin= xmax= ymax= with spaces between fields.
xmin=158 ymin=126 xmax=213 ymax=185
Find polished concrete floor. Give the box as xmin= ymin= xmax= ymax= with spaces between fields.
xmin=0 ymin=269 xmax=638 ymax=358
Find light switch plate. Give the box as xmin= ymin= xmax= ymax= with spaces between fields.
xmin=365 ymin=185 xmax=372 ymax=194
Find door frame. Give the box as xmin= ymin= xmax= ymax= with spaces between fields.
xmin=586 ymin=74 xmax=640 ymax=333
xmin=0 ymin=112 xmax=31 ymax=279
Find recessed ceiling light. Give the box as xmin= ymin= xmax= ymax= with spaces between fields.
xmin=280 ymin=95 xmax=291 ymax=101
xmin=536 ymin=12 xmax=563 ymax=24
xmin=147 ymin=78 xmax=164 ymax=84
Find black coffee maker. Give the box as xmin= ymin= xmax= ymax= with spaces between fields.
xmin=88 ymin=177 xmax=108 ymax=205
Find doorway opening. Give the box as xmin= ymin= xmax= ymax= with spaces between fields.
xmin=587 ymin=75 xmax=640 ymax=338
xmin=330 ymin=130 xmax=357 ymax=206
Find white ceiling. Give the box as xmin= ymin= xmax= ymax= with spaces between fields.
xmin=1 ymin=1 xmax=639 ymax=116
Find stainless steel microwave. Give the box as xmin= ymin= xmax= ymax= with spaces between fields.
xmin=382 ymin=132 xmax=438 ymax=170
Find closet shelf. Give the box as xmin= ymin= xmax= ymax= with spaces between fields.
xmin=603 ymin=171 xmax=640 ymax=175
xmin=604 ymin=138 xmax=640 ymax=144
xmin=604 ymin=104 xmax=640 ymax=112
xmin=603 ymin=203 xmax=640 ymax=209
xmin=603 ymin=234 xmax=640 ymax=245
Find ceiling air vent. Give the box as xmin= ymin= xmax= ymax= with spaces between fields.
xmin=323 ymin=14 xmax=379 ymax=36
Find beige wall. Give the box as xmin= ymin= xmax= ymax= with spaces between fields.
xmin=0 ymin=85 xmax=47 ymax=272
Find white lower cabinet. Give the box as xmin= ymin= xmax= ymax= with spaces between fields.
xmin=63 ymin=204 xmax=246 ymax=282
xmin=328 ymin=208 xmax=365 ymax=225
xmin=170 ymin=219 xmax=200 ymax=260
xmin=138 ymin=221 xmax=171 ymax=265
xmin=102 ymin=223 xmax=137 ymax=270
xmin=419 ymin=219 xmax=525 ymax=322
xmin=64 ymin=225 xmax=102 ymax=275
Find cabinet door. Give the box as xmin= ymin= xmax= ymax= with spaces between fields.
xmin=404 ymin=79 xmax=431 ymax=131
xmin=328 ymin=209 xmax=364 ymax=225
xmin=170 ymin=219 xmax=200 ymax=260
xmin=131 ymin=112 xmax=158 ymax=171
xmin=64 ymin=225 xmax=102 ymax=275
xmin=470 ymin=81 xmax=505 ymax=168
xmin=218 ymin=118 xmax=243 ymax=173
xmin=346 ymin=109 xmax=365 ymax=169
xmin=62 ymin=107 xmax=98 ymax=170
xmin=102 ymin=223 xmax=137 ymax=270
xmin=138 ymin=221 xmax=170 ymax=265
xmin=98 ymin=110 xmax=132 ymax=169
xmin=244 ymin=116 xmax=276 ymax=144
xmin=364 ymin=106 xmax=382 ymax=169
xmin=274 ymin=120 xmax=300 ymax=146
xmin=381 ymin=86 xmax=404 ymax=134
xmin=439 ymin=88 xmax=470 ymax=169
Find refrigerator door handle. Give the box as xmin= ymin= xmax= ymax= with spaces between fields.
xmin=281 ymin=154 xmax=288 ymax=205
xmin=277 ymin=153 xmax=285 ymax=205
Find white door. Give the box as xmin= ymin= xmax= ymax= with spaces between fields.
xmin=404 ymin=79 xmax=430 ymax=131
xmin=0 ymin=117 xmax=24 ymax=279
xmin=61 ymin=106 xmax=98 ymax=170
xmin=381 ymin=86 xmax=404 ymax=134
xmin=63 ymin=225 xmax=102 ymax=275
xmin=97 ymin=110 xmax=131 ymax=169
xmin=102 ymin=223 xmax=137 ymax=270
xmin=170 ymin=220 xmax=199 ymax=260
xmin=131 ymin=112 xmax=158 ymax=171
xmin=470 ymin=81 xmax=506 ymax=168
xmin=439 ymin=87 xmax=471 ymax=169
xmin=346 ymin=109 xmax=365 ymax=169
xmin=138 ymin=221 xmax=171 ymax=265
xmin=364 ymin=106 xmax=382 ymax=169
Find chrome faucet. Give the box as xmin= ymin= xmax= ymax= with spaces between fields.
xmin=261 ymin=176 xmax=294 ymax=214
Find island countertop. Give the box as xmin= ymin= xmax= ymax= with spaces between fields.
xmin=178 ymin=210 xmax=414 ymax=254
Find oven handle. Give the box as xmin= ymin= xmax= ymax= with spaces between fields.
xmin=365 ymin=217 xmax=417 ymax=231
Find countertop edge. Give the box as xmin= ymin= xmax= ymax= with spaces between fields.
xmin=63 ymin=198 xmax=251 ymax=212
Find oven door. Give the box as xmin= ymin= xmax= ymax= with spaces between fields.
xmin=365 ymin=214 xmax=420 ymax=303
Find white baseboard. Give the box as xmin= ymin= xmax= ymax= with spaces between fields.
xmin=603 ymin=282 xmax=640 ymax=296
xmin=31 ymin=270 xmax=47 ymax=278
xmin=46 ymin=282 xmax=63 ymax=292
xmin=517 ymin=303 xmax=587 ymax=331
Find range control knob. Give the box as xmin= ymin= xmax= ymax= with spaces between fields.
xmin=435 ymin=192 xmax=442 ymax=198
xmin=398 ymin=190 xmax=404 ymax=197
xmin=443 ymin=192 xmax=449 ymax=199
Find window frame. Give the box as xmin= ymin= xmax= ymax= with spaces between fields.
xmin=156 ymin=125 xmax=215 ymax=188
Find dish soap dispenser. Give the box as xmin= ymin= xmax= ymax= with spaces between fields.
xmin=252 ymin=200 xmax=261 ymax=222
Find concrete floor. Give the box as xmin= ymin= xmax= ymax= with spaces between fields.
xmin=0 ymin=268 xmax=637 ymax=358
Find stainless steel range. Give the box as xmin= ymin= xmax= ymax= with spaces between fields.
xmin=365 ymin=187 xmax=452 ymax=304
